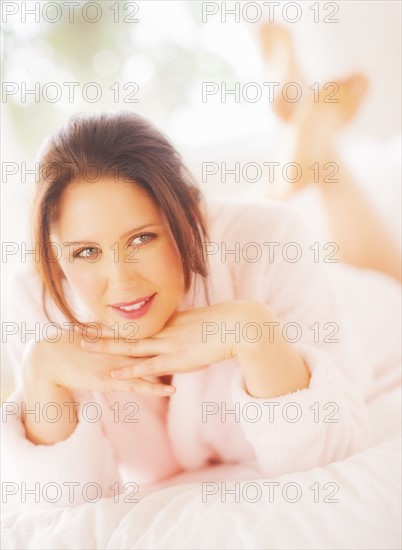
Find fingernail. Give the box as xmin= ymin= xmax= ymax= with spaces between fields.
xmin=162 ymin=386 xmax=175 ymax=394
xmin=81 ymin=339 xmax=97 ymax=348
xmin=111 ymin=370 xmax=124 ymax=378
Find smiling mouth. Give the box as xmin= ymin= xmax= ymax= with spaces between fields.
xmin=110 ymin=293 xmax=156 ymax=313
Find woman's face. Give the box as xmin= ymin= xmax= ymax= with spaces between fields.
xmin=52 ymin=177 xmax=186 ymax=339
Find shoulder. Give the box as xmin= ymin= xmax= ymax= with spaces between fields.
xmin=201 ymin=197 xmax=316 ymax=302
xmin=204 ymin=196 xmax=309 ymax=242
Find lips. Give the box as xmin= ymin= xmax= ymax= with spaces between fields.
xmin=109 ymin=293 xmax=156 ymax=319
xmin=111 ymin=294 xmax=155 ymax=311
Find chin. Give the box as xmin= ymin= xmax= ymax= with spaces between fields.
xmin=106 ymin=316 xmax=166 ymax=341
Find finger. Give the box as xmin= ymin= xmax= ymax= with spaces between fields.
xmin=80 ymin=337 xmax=165 ymax=357
xmin=109 ymin=377 xmax=175 ymax=397
xmin=111 ymin=354 xmax=193 ymax=379
xmin=110 ymin=357 xmax=164 ymax=379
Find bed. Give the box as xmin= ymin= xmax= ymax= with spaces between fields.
xmin=2 ymin=378 xmax=400 ymax=549
xmin=2 ymin=136 xmax=401 ymax=550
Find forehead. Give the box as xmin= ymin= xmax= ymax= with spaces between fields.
xmin=53 ymin=177 xmax=162 ymax=237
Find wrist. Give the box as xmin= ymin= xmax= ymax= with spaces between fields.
xmin=20 ymin=340 xmax=77 ymax=444
xmin=230 ymin=300 xmax=275 ymax=360
xmin=232 ymin=301 xmax=311 ymax=398
xmin=22 ymin=339 xmax=56 ymax=388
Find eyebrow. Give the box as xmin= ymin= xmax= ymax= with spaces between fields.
xmin=62 ymin=223 xmax=163 ymax=246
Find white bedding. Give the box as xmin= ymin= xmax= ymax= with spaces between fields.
xmin=2 ymin=382 xmax=400 ymax=550
xmin=2 ymin=225 xmax=401 ymax=550
xmin=2 ymin=229 xmax=401 ymax=550
xmin=2 ymin=135 xmax=401 ymax=549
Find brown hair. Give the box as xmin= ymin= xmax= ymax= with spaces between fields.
xmin=31 ymin=111 xmax=209 ymax=325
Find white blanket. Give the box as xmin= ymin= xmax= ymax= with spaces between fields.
xmin=2 ymin=382 xmax=400 ymax=550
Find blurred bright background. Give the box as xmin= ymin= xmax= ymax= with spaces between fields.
xmin=1 ymin=0 xmax=401 ymax=393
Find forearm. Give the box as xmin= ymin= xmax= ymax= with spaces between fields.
xmin=21 ymin=341 xmax=78 ymax=445
xmin=239 ymin=338 xmax=310 ymax=398
xmin=236 ymin=304 xmax=311 ymax=398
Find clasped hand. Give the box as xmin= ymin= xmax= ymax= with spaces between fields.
xmin=80 ymin=300 xmax=271 ymax=392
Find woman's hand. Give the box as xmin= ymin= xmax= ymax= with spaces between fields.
xmin=27 ymin=327 xmax=176 ymax=397
xmin=81 ymin=299 xmax=311 ymax=399
xmin=80 ymin=300 xmax=265 ymax=380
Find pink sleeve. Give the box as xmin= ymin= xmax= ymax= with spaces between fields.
xmin=1 ymin=388 xmax=121 ymax=510
xmin=228 ymin=203 xmax=369 ymax=477
xmin=231 ymin=344 xmax=366 ymax=477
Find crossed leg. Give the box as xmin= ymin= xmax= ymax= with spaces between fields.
xmin=259 ymin=23 xmax=401 ymax=283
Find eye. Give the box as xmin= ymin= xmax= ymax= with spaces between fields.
xmin=74 ymin=246 xmax=99 ymax=259
xmin=130 ymin=233 xmax=156 ymax=246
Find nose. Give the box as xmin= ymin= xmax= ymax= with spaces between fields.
xmin=106 ymin=250 xmax=142 ymax=292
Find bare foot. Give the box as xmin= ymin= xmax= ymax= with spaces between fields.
xmin=258 ymin=24 xmax=369 ymax=196
xmin=287 ymin=73 xmax=370 ymax=194
xmin=258 ymin=23 xmax=305 ymax=122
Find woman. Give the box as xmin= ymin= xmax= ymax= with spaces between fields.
xmin=2 ymin=105 xmax=398 ymax=509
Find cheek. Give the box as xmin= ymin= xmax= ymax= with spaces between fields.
xmin=150 ymin=242 xmax=184 ymax=290
xmin=61 ymin=264 xmax=103 ymax=303
xmin=161 ymin=245 xmax=184 ymax=287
